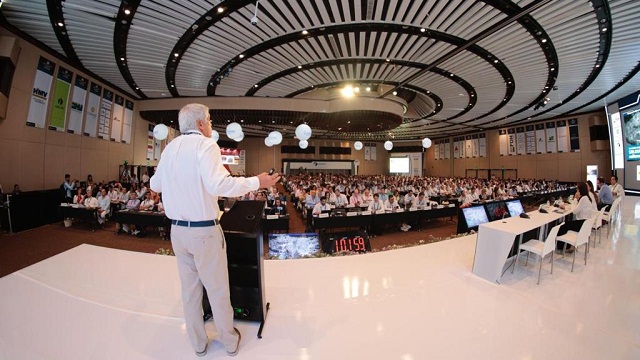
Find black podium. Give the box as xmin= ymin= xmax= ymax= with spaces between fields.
xmin=203 ymin=200 xmax=269 ymax=338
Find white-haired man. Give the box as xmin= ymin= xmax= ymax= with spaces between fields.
xmin=150 ymin=103 xmax=280 ymax=357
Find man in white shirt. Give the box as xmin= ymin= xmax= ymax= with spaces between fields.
xmin=312 ymin=197 xmax=331 ymax=215
xmin=611 ymin=175 xmax=624 ymax=199
xmin=368 ymin=194 xmax=385 ymax=213
xmin=96 ymin=188 xmax=111 ymax=224
xmin=349 ymin=188 xmax=363 ymax=206
xmin=141 ymin=171 xmax=150 ymax=184
xmin=83 ymin=189 xmax=99 ymax=208
xmin=150 ymin=103 xmax=279 ymax=357
xmin=414 ymin=193 xmax=429 ymax=208
xmin=332 ymin=189 xmax=348 ymax=207
xmin=385 ymin=195 xmax=400 ymax=211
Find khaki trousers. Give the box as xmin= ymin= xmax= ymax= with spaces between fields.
xmin=171 ymin=224 xmax=238 ymax=352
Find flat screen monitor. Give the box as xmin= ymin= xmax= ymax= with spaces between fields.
xmin=506 ymin=199 xmax=525 ymax=217
xmin=268 ymin=233 xmax=320 ymax=259
xmin=485 ymin=201 xmax=510 ymax=221
xmin=462 ymin=206 xmax=489 ymax=228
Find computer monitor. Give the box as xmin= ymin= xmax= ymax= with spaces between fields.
xmin=506 ymin=199 xmax=525 ymax=217
xmin=268 ymin=233 xmax=320 ymax=259
xmin=462 ymin=206 xmax=489 ymax=228
xmin=485 ymin=201 xmax=510 ymax=221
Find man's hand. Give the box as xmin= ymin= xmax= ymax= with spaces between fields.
xmin=257 ymin=172 xmax=281 ymax=188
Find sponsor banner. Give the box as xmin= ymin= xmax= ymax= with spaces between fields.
xmin=370 ymin=144 xmax=377 ymax=161
xmin=444 ymin=139 xmax=450 ymax=159
xmin=516 ymin=127 xmax=526 ymax=155
xmin=98 ymin=89 xmax=113 ymax=140
xmin=478 ymin=133 xmax=487 ymax=157
xmin=122 ymin=100 xmax=134 ymax=144
xmin=147 ymin=124 xmax=154 ymax=160
xmin=507 ymin=128 xmax=516 ymax=155
xmin=499 ymin=130 xmax=508 ymax=156
xmin=48 ymin=66 xmax=73 ymax=131
xmin=465 ymin=135 xmax=472 ymax=158
xmin=536 ymin=124 xmax=546 ymax=153
xmin=546 ymin=121 xmax=556 ymax=153
xmin=471 ymin=134 xmax=479 ymax=157
xmin=83 ymin=83 xmax=101 ymax=137
xmin=364 ymin=146 xmax=371 ymax=161
xmin=526 ymin=125 xmax=536 ymax=154
xmin=434 ymin=140 xmax=440 ymax=160
xmin=439 ymin=141 xmax=445 ymax=160
xmin=556 ymin=120 xmax=568 ymax=153
xmin=26 ymin=56 xmax=56 ymax=128
xmin=569 ymin=118 xmax=581 ymax=152
xmin=110 ymin=95 xmax=124 ymax=142
xmin=67 ymin=75 xmax=88 ymax=135
xmin=453 ymin=137 xmax=460 ymax=159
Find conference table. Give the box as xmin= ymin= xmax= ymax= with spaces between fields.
xmin=472 ymin=205 xmax=573 ymax=284
xmin=59 ymin=204 xmax=99 ymax=229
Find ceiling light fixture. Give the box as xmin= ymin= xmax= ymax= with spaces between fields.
xmin=420 ymin=28 xmax=426 ymax=32
xmin=392 ymin=91 xmax=398 ymax=96
xmin=386 ymin=58 xmax=390 ymax=62
xmin=218 ymin=7 xmax=225 ymax=13
xmin=302 ymin=30 xmax=308 ymax=35
xmin=494 ymin=59 xmax=499 ymax=63
xmin=341 ymin=85 xmax=355 ymax=98
xmin=541 ymin=38 xmax=547 ymax=43
xmin=239 ymin=54 xmax=245 ymax=58
xmin=124 ymin=9 xmax=131 ymax=15
xmin=174 ymin=53 xmax=179 ymax=57
xmin=297 ymin=65 xmax=302 ymax=69
xmin=365 ymin=87 xmax=371 ymax=92
xmin=120 ymin=57 xmax=125 ymax=61
xmin=57 ymin=22 xmax=64 ymax=27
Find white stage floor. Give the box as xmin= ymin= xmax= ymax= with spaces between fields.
xmin=1 ymin=199 xmax=639 ymax=359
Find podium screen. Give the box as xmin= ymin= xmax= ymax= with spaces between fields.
xmin=506 ymin=200 xmax=525 ymax=217
xmin=268 ymin=233 xmax=320 ymax=259
xmin=462 ymin=206 xmax=489 ymax=228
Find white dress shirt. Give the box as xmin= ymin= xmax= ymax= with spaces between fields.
xmin=611 ymin=183 xmax=624 ymax=199
xmin=97 ymin=195 xmax=111 ymax=212
xmin=84 ymin=196 xmax=99 ymax=208
xmin=573 ymin=195 xmax=595 ymax=220
xmin=150 ymin=132 xmax=259 ymax=221
xmin=312 ymin=202 xmax=331 ymax=215
xmin=368 ymin=199 xmax=385 ymax=212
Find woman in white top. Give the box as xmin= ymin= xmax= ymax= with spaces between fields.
xmin=557 ymin=182 xmax=594 ymax=244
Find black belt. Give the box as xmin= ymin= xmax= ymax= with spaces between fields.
xmin=171 ymin=219 xmax=219 ymax=227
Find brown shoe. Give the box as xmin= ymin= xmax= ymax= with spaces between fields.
xmin=226 ymin=328 xmax=241 ymax=356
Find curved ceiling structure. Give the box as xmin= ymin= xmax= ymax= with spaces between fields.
xmin=1 ymin=0 xmax=639 ymax=140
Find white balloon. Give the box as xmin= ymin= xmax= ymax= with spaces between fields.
xmin=234 ymin=132 xmax=244 ymax=142
xmin=384 ymin=141 xmax=393 ymax=151
xmin=211 ymin=130 xmax=219 ymax=142
xmin=226 ymin=122 xmax=242 ymax=139
xmin=295 ymin=124 xmax=312 ymax=141
xmin=264 ymin=137 xmax=274 ymax=147
xmin=354 ymin=141 xmax=363 ymax=150
xmin=153 ymin=124 xmax=169 ymax=140
xmin=422 ymin=137 xmax=432 ymax=148
xmin=268 ymin=131 xmax=283 ymax=145
xmin=299 ymin=140 xmax=309 ymax=149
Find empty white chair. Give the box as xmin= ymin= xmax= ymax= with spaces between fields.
xmin=556 ymin=217 xmax=596 ymax=272
xmin=602 ymin=197 xmax=621 ymax=237
xmin=516 ymin=223 xmax=563 ymax=284
xmin=592 ymin=207 xmax=606 ymax=246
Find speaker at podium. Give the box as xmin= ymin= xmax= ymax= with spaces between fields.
xmin=203 ymin=200 xmax=269 ymax=338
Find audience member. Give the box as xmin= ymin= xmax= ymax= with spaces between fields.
xmin=83 ymin=189 xmax=99 ymax=208
xmin=610 ymin=175 xmax=624 ymax=199
xmin=597 ymin=177 xmax=613 ymax=209
xmin=97 ymin=188 xmax=110 ymax=225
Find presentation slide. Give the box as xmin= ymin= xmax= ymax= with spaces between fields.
xmin=485 ymin=201 xmax=510 ymax=221
xmin=462 ymin=206 xmax=489 ymax=228
xmin=390 ymin=157 xmax=410 ymax=173
xmin=506 ymin=200 xmax=524 ymax=217
xmin=622 ymin=98 xmax=640 ymax=191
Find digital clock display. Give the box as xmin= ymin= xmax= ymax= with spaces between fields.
xmin=321 ymin=230 xmax=371 ymax=254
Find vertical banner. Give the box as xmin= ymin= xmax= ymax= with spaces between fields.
xmin=546 ymin=121 xmax=556 ymax=153
xmin=471 ymin=134 xmax=479 ymax=157
xmin=536 ymin=124 xmax=546 ymax=153
xmin=110 ymin=95 xmax=124 ymax=142
xmin=526 ymin=125 xmax=536 ymax=154
xmin=499 ymin=130 xmax=508 ymax=156
xmin=465 ymin=135 xmax=472 ymax=158
xmin=478 ymin=133 xmax=487 ymax=157
xmin=364 ymin=145 xmax=371 ymax=161
xmin=444 ymin=139 xmax=451 ymax=159
xmin=146 ymin=124 xmax=154 ymax=160
xmin=516 ymin=127 xmax=526 ymax=155
xmin=26 ymin=56 xmax=56 ymax=128
xmin=48 ymin=66 xmax=73 ymax=131
xmin=83 ymin=83 xmax=101 ymax=137
xmin=569 ymin=118 xmax=580 ymax=152
xmin=556 ymin=120 xmax=568 ymax=153
xmin=370 ymin=144 xmax=376 ymax=161
xmin=98 ymin=89 xmax=113 ymax=140
xmin=67 ymin=75 xmax=88 ymax=135
xmin=122 ymin=100 xmax=134 ymax=144
xmin=434 ymin=140 xmax=440 ymax=160
xmin=507 ymin=128 xmax=516 ymax=155
xmin=439 ymin=141 xmax=445 ymax=160
xmin=154 ymin=138 xmax=161 ymax=160
xmin=453 ymin=137 xmax=460 ymax=159
xmin=460 ymin=137 xmax=466 ymax=158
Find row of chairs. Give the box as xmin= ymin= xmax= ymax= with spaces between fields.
xmin=515 ymin=197 xmax=622 ymax=284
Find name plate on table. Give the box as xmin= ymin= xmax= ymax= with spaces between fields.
xmin=395 ymin=209 xmax=404 ymax=212
xmin=346 ymin=212 xmax=358 ymax=216
xmin=319 ymin=213 xmax=329 ymax=218
xmin=346 ymin=204 xmax=355 ymax=208
xmin=60 ymin=203 xmax=69 ymax=207
xmin=330 ymin=205 xmax=336 ymax=209
xmin=448 ymin=204 xmax=455 ymax=207
xmin=266 ymin=215 xmax=279 ymax=219
xmin=361 ymin=210 xmax=372 ymax=215
xmin=437 ymin=205 xmax=444 ymax=209
xmin=409 ymin=207 xmax=418 ymax=211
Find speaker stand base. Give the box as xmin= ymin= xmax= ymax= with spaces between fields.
xmin=257 ymin=302 xmax=269 ymax=339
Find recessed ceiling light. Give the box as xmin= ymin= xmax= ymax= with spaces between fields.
xmin=541 ymin=38 xmax=547 ymax=43
xmin=386 ymin=58 xmax=390 ymax=62
xmin=254 ymin=84 xmax=258 ymax=88
xmin=124 ymin=9 xmax=131 ymax=15
xmin=218 ymin=7 xmax=224 ymax=13
xmin=551 ymin=67 xmax=555 ymax=71
xmin=420 ymin=28 xmax=426 ymax=32
xmin=338 ymin=127 xmax=342 ymax=130
xmin=239 ymin=54 xmax=244 ymax=58
xmin=450 ymin=73 xmax=454 ymax=77
xmin=365 ymin=87 xmax=371 ymax=92
xmin=258 ymin=120 xmax=262 ymax=123
xmin=459 ymin=93 xmax=464 ymax=96
xmin=174 ymin=53 xmax=179 ymax=57
xmin=120 ymin=57 xmax=125 ymax=61
xmin=471 ymin=94 xmax=474 ymax=97
xmin=57 ymin=22 xmax=64 ymax=27
xmin=272 ymin=121 xmax=275 ymax=123
xmin=494 ymin=59 xmax=499 ymax=63
xmin=354 ymin=87 xmax=359 ymax=92
xmin=161 ymin=93 xmax=166 ymax=96
xmin=595 ymin=64 xmax=600 ymax=68
xmin=392 ymin=91 xmax=397 ymax=96
xmin=240 ymin=119 xmax=244 ymax=123
xmin=602 ymin=27 xmax=607 ymax=32
xmin=302 ymin=30 xmax=308 ymax=35
xmin=297 ymin=65 xmax=302 ymax=69
xmin=171 ymin=84 xmax=175 ymax=87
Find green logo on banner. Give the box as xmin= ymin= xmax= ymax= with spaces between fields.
xmin=49 ymin=78 xmax=71 ymax=129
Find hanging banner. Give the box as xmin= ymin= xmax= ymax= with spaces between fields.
xmin=26 ymin=56 xmax=56 ymax=128
xmin=499 ymin=130 xmax=508 ymax=156
xmin=364 ymin=145 xmax=371 ymax=161
xmin=546 ymin=122 xmax=557 ymax=153
xmin=516 ymin=127 xmax=526 ymax=155
xmin=556 ymin=120 xmax=568 ymax=153
xmin=526 ymin=125 xmax=536 ymax=154
xmin=569 ymin=118 xmax=580 ymax=152
xmin=434 ymin=140 xmax=440 ymax=160
xmin=110 ymin=95 xmax=124 ymax=142
xmin=439 ymin=141 xmax=445 ymax=160
xmin=507 ymin=128 xmax=516 ymax=155
xmin=122 ymin=100 xmax=134 ymax=144
xmin=48 ymin=66 xmax=73 ymax=132
xmin=453 ymin=137 xmax=460 ymax=159
xmin=471 ymin=134 xmax=479 ymax=157
xmin=444 ymin=139 xmax=450 ymax=159
xmin=98 ymin=89 xmax=113 ymax=140
xmin=67 ymin=75 xmax=88 ymax=135
xmin=370 ymin=144 xmax=376 ymax=161
xmin=83 ymin=83 xmax=101 ymax=137
xmin=154 ymin=137 xmax=161 ymax=160
xmin=146 ymin=124 xmax=154 ymax=160
xmin=465 ymin=135 xmax=472 ymax=158
xmin=536 ymin=124 xmax=546 ymax=153
xmin=478 ymin=133 xmax=487 ymax=157
xmin=459 ymin=137 xmax=465 ymax=158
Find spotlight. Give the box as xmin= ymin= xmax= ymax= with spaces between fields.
xmin=302 ymin=30 xmax=308 ymax=35
xmin=341 ymin=85 xmax=354 ymax=98
xmin=392 ymin=91 xmax=397 ymax=96
xmin=365 ymin=87 xmax=371 ymax=92
xmin=124 ymin=9 xmax=131 ymax=15
xmin=218 ymin=7 xmax=224 ymax=13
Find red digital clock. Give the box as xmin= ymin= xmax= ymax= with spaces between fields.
xmin=321 ymin=230 xmax=371 ymax=254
